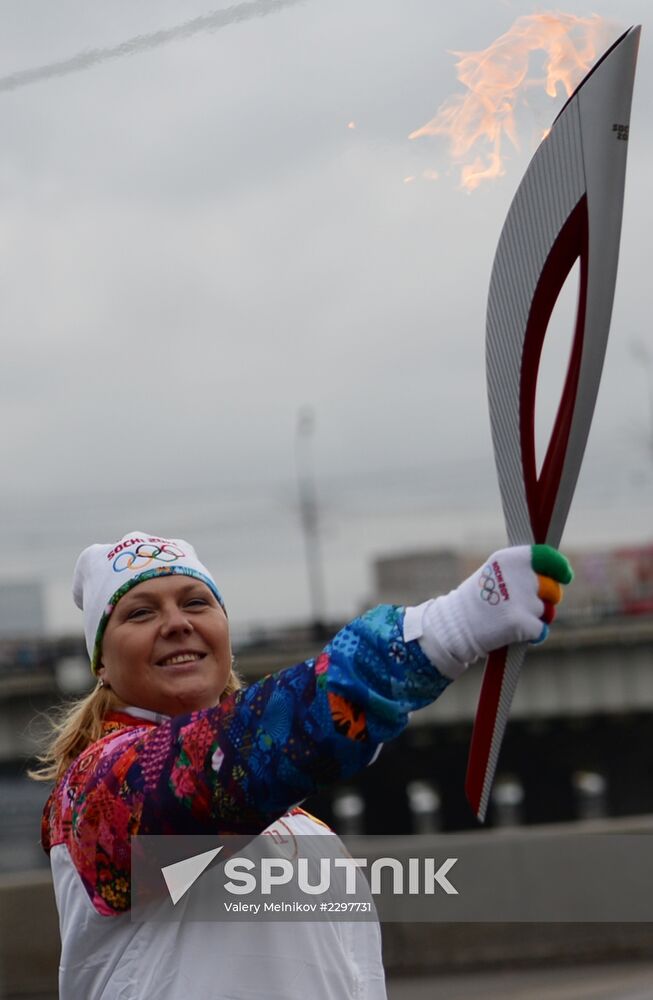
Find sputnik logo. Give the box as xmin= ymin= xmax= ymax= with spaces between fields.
xmin=161 ymin=846 xmax=224 ymax=905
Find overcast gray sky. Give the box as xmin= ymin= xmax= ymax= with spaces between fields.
xmin=1 ymin=0 xmax=651 ymax=637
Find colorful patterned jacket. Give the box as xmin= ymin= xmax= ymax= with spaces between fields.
xmin=42 ymin=606 xmax=451 ymax=999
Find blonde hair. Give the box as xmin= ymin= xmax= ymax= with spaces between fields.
xmin=29 ymin=668 xmax=242 ymax=784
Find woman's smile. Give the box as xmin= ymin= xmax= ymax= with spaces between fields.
xmin=155 ymin=649 xmax=208 ymax=668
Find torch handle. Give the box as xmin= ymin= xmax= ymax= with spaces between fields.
xmin=465 ymin=647 xmax=507 ymax=818
xmin=466 ymin=641 xmax=529 ymax=822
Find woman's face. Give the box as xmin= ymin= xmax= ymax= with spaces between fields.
xmin=97 ymin=575 xmax=232 ymax=717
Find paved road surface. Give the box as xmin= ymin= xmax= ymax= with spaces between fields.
xmin=387 ymin=961 xmax=653 ymax=999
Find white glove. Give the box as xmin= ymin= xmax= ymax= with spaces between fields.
xmin=403 ymin=544 xmax=572 ymax=680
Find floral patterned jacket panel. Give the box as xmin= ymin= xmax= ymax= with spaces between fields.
xmin=42 ymin=605 xmax=449 ymax=915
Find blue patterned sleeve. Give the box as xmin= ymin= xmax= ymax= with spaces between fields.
xmin=324 ymin=604 xmax=451 ymax=743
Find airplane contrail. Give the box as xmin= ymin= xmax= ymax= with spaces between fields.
xmin=0 ymin=0 xmax=304 ymax=94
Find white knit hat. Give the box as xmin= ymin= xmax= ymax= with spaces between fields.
xmin=72 ymin=530 xmax=225 ymax=673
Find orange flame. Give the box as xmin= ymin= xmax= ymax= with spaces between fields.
xmin=409 ymin=12 xmax=614 ymax=191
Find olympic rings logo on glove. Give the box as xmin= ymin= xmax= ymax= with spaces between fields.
xmin=478 ymin=566 xmax=500 ymax=605
xmin=113 ymin=542 xmax=186 ymax=573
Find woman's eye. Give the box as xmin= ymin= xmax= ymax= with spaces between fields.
xmin=186 ymin=599 xmax=207 ymax=608
xmin=128 ymin=608 xmax=152 ymax=620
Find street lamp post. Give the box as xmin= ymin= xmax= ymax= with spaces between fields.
xmin=295 ymin=406 xmax=327 ymax=637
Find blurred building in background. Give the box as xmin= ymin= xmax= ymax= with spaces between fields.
xmin=0 ymin=581 xmax=45 ymax=638
xmin=0 ymin=630 xmax=88 ymax=873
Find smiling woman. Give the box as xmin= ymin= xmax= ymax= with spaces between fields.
xmin=31 ymin=528 xmax=573 ymax=1000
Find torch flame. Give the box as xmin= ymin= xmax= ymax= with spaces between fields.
xmin=410 ymin=12 xmax=614 ymax=191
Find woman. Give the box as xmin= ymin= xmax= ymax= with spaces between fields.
xmin=34 ymin=529 xmax=572 ymax=999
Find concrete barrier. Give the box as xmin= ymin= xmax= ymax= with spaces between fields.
xmin=0 ymin=870 xmax=59 ymax=1000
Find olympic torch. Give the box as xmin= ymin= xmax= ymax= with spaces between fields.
xmin=465 ymin=26 xmax=641 ymax=822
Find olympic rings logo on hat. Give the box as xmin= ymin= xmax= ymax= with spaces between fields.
xmin=478 ymin=565 xmax=500 ymax=605
xmin=113 ymin=542 xmax=186 ymax=573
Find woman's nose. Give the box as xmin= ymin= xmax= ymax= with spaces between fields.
xmin=160 ymin=605 xmax=193 ymax=635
